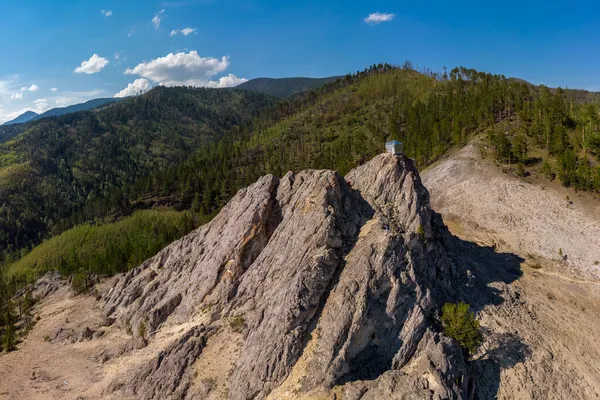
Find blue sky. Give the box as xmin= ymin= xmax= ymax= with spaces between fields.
xmin=0 ymin=0 xmax=599 ymax=122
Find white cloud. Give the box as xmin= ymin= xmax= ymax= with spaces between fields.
xmin=101 ymin=9 xmax=113 ymax=17
xmin=206 ymin=73 xmax=248 ymax=88
xmin=55 ymin=97 xmax=72 ymax=106
xmin=18 ymin=84 xmax=39 ymax=92
xmin=114 ymin=78 xmax=151 ymax=98
xmin=171 ymin=27 xmax=196 ymax=36
xmin=152 ymin=9 xmax=166 ymax=30
xmin=11 ymin=92 xmax=23 ymax=100
xmin=33 ymin=98 xmax=50 ymax=113
xmin=364 ymin=12 xmax=395 ymax=24
xmin=180 ymin=27 xmax=196 ymax=35
xmin=74 ymin=54 xmax=110 ymax=74
xmin=50 ymin=87 xmax=58 ymax=92
xmin=124 ymin=51 xmax=242 ymax=87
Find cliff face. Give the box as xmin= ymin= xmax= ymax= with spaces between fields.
xmin=101 ymin=153 xmax=468 ymax=399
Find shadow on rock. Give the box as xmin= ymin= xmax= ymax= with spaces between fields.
xmin=433 ymin=212 xmax=530 ymax=398
xmin=433 ymin=212 xmax=524 ymax=313
xmin=470 ymin=331 xmax=532 ymax=399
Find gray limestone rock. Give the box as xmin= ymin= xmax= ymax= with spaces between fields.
xmin=101 ymin=153 xmax=470 ymax=399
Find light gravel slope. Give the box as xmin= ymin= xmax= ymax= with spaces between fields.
xmin=423 ymin=141 xmax=600 ymax=280
xmin=423 ymin=140 xmax=600 ymax=399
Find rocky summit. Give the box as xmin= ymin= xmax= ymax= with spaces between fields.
xmin=99 ymin=153 xmax=475 ymax=399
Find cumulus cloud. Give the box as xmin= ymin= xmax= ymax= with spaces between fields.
xmin=19 ymin=84 xmax=39 ymax=92
xmin=101 ymin=9 xmax=113 ymax=17
xmin=33 ymin=98 xmax=50 ymax=113
xmin=364 ymin=12 xmax=395 ymax=24
xmin=152 ymin=9 xmax=166 ymax=30
xmin=124 ymin=51 xmax=246 ymax=87
xmin=74 ymin=54 xmax=110 ymax=74
xmin=11 ymin=92 xmax=23 ymax=100
xmin=114 ymin=78 xmax=151 ymax=98
xmin=171 ymin=27 xmax=196 ymax=36
xmin=206 ymin=73 xmax=248 ymax=88
xmin=50 ymin=87 xmax=58 ymax=92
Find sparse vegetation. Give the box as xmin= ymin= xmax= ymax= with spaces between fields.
xmin=417 ymin=225 xmax=426 ymax=242
xmin=542 ymin=159 xmax=555 ymax=180
xmin=441 ymin=302 xmax=483 ymax=356
xmin=530 ymin=262 xmax=542 ymax=270
xmin=2 ymin=321 xmax=17 ymax=352
xmin=70 ymin=271 xmax=90 ymax=295
xmin=201 ymin=377 xmax=217 ymax=392
xmin=138 ymin=321 xmax=147 ymax=339
xmin=229 ymin=315 xmax=246 ymax=333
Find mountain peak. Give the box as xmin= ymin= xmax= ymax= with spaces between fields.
xmin=2 ymin=110 xmax=38 ymax=126
xmin=100 ymin=152 xmax=467 ymax=399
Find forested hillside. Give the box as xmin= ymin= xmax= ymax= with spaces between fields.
xmin=4 ymin=62 xmax=600 ymax=295
xmin=125 ymin=65 xmax=600 ymax=218
xmin=0 ymin=87 xmax=276 ymax=261
xmin=236 ymin=76 xmax=340 ymax=98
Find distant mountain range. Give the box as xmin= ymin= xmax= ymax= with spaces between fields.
xmin=2 ymin=77 xmax=340 ymax=127
xmin=2 ymin=97 xmax=121 ymax=126
xmin=2 ymin=111 xmax=39 ymax=125
xmin=236 ymin=76 xmax=340 ymax=98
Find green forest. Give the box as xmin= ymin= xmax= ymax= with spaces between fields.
xmin=2 ymin=62 xmax=600 ymax=346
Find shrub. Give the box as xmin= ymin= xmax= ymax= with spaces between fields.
xmin=71 ymin=271 xmax=90 ymax=295
xmin=542 ymin=159 xmax=555 ymax=180
xmin=229 ymin=315 xmax=245 ymax=333
xmin=441 ymin=302 xmax=483 ymax=356
xmin=516 ymin=162 xmax=526 ymax=177
xmin=417 ymin=225 xmax=426 ymax=242
xmin=2 ymin=322 xmax=17 ymax=352
xmin=138 ymin=321 xmax=147 ymax=339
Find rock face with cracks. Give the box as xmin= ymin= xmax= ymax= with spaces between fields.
xmin=101 ymin=153 xmax=469 ymax=399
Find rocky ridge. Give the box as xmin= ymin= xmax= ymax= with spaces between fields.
xmin=99 ymin=153 xmax=478 ymax=399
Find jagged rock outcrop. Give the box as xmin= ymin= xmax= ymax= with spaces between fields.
xmin=101 ymin=153 xmax=469 ymax=399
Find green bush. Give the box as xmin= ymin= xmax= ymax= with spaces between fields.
xmin=441 ymin=302 xmax=483 ymax=355
xmin=2 ymin=322 xmax=16 ymax=352
xmin=71 ymin=271 xmax=90 ymax=295
xmin=229 ymin=315 xmax=245 ymax=333
xmin=138 ymin=321 xmax=147 ymax=339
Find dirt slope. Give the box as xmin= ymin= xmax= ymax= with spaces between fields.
xmin=423 ymin=140 xmax=600 ymax=280
xmin=422 ymin=140 xmax=600 ymax=399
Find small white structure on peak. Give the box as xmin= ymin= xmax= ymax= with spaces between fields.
xmin=385 ymin=140 xmax=403 ymax=155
